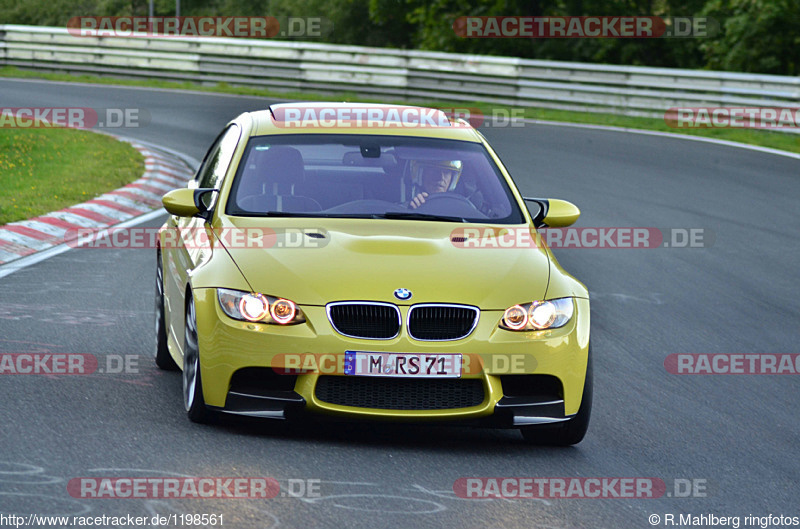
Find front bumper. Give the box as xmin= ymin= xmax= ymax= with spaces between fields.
xmin=208 ymin=374 xmax=571 ymax=427
xmin=193 ymin=288 xmax=590 ymax=424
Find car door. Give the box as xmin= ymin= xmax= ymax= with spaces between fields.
xmin=163 ymin=124 xmax=241 ymax=355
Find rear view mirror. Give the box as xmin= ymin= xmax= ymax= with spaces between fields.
xmin=342 ymin=151 xmax=397 ymax=168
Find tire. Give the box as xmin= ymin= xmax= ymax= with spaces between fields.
xmin=520 ymin=346 xmax=593 ymax=446
xmin=155 ymin=250 xmax=178 ymax=370
xmin=183 ymin=293 xmax=211 ymax=423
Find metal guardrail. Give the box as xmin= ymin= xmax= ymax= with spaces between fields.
xmin=2 ymin=24 xmax=799 ymax=118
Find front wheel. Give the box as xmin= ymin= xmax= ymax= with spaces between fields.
xmin=520 ymin=346 xmax=593 ymax=446
xmin=183 ymin=293 xmax=210 ymax=423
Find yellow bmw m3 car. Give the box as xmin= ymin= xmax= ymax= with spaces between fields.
xmin=155 ymin=102 xmax=592 ymax=445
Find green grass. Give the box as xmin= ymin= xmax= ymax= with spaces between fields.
xmin=3 ymin=65 xmax=799 ymax=154
xmin=0 ymin=126 xmax=144 ymax=225
xmin=518 ymin=106 xmax=800 ymax=153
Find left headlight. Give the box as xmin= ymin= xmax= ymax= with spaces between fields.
xmin=500 ymin=298 xmax=574 ymax=331
xmin=217 ymin=288 xmax=305 ymax=325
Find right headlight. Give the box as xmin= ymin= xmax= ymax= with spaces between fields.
xmin=217 ymin=288 xmax=305 ymax=325
xmin=500 ymin=298 xmax=574 ymax=331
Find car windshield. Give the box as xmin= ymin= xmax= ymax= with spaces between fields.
xmin=226 ymin=134 xmax=524 ymax=223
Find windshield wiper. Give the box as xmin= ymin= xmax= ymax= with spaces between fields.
xmin=245 ymin=211 xmax=466 ymax=222
xmin=377 ymin=212 xmax=467 ymax=223
xmin=256 ymin=211 xmax=315 ymax=217
xmin=258 ymin=212 xmax=372 ymax=218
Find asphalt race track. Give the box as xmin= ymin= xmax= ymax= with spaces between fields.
xmin=0 ymin=78 xmax=798 ymax=529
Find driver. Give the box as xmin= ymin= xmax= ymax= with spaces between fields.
xmin=408 ymin=159 xmax=463 ymax=209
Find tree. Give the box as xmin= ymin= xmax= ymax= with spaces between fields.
xmin=701 ymin=0 xmax=800 ymax=75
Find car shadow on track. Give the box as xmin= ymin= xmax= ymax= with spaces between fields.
xmin=197 ymin=414 xmax=584 ymax=455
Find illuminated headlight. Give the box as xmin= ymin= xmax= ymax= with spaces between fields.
xmin=217 ymin=288 xmax=305 ymax=325
xmin=502 ymin=305 xmax=528 ymax=330
xmin=270 ymin=299 xmax=297 ymax=324
xmin=240 ymin=293 xmax=269 ymax=322
xmin=501 ymin=298 xmax=574 ymax=331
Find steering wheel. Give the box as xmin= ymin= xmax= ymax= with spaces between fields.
xmin=237 ymin=194 xmax=268 ymax=211
xmin=411 ymin=192 xmax=486 ymax=216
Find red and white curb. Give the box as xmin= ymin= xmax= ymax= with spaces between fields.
xmin=0 ymin=139 xmax=194 ymax=265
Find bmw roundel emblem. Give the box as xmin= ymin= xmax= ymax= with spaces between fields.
xmin=394 ymin=288 xmax=412 ymax=300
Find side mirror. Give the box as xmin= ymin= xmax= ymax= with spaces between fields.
xmin=523 ymin=197 xmax=581 ymax=228
xmin=162 ymin=188 xmax=216 ymax=219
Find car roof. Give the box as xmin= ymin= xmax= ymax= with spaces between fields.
xmin=245 ymin=102 xmax=484 ymax=142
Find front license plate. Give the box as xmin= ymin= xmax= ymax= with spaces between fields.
xmin=343 ymin=351 xmax=462 ymax=378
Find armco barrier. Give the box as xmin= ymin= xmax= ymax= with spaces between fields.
xmin=1 ymin=24 xmax=800 ymax=118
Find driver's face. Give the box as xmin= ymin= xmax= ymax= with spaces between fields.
xmin=421 ymin=167 xmax=455 ymax=193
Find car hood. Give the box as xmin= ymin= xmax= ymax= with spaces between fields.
xmin=214 ymin=217 xmax=551 ymax=309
